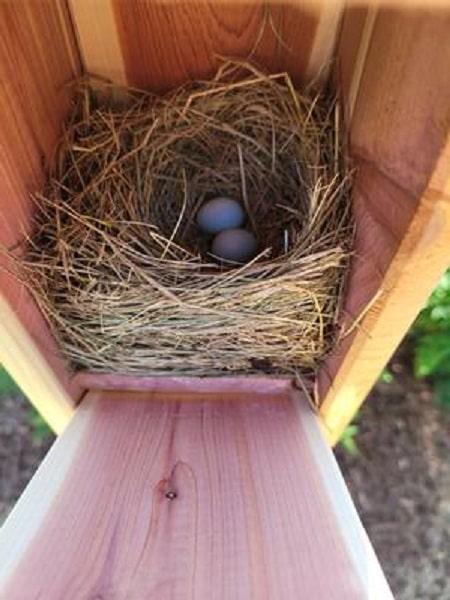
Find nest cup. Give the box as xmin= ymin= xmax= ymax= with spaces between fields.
xmin=22 ymin=61 xmax=354 ymax=380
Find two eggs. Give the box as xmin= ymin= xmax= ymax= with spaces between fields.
xmin=196 ymin=197 xmax=258 ymax=264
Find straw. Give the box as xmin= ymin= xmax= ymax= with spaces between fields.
xmin=16 ymin=60 xmax=354 ymax=379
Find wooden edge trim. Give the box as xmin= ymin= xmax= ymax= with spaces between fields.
xmin=306 ymin=0 xmax=346 ymax=81
xmin=71 ymin=372 xmax=295 ymax=395
xmin=68 ymin=0 xmax=127 ymax=84
xmin=0 ymin=294 xmax=74 ymax=433
xmin=346 ymin=5 xmax=378 ymax=121
xmin=319 ymin=144 xmax=450 ymax=445
xmin=293 ymin=391 xmax=393 ymax=598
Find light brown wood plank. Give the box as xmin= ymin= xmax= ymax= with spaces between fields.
xmin=337 ymin=5 xmax=378 ymax=120
xmin=321 ymin=141 xmax=450 ymax=443
xmin=306 ymin=0 xmax=345 ymax=81
xmin=350 ymin=8 xmax=450 ymax=197
xmin=320 ymin=7 xmax=450 ymax=443
xmin=0 ymin=0 xmax=83 ymax=425
xmin=0 ymin=389 xmax=392 ymax=599
xmin=68 ymin=0 xmax=127 ymax=84
xmin=0 ymin=295 xmax=74 ymax=433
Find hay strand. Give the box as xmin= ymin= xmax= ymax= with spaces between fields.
xmin=15 ymin=61 xmax=354 ymax=378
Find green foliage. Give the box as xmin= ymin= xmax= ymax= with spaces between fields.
xmin=339 ymin=423 xmax=359 ymax=456
xmin=412 ymin=269 xmax=450 ymax=407
xmin=415 ymin=270 xmax=450 ymax=332
xmin=434 ymin=378 xmax=450 ymax=409
xmin=380 ymin=368 xmax=394 ymax=384
xmin=414 ymin=331 xmax=450 ymax=378
xmin=0 ymin=366 xmax=20 ymax=396
xmin=28 ymin=406 xmax=52 ymax=444
xmin=0 ymin=365 xmax=52 ymax=442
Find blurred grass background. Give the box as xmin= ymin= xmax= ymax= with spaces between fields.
xmin=0 ymin=367 xmax=52 ymax=443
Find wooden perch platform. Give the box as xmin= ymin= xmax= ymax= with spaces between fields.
xmin=0 ymin=388 xmax=392 ymax=599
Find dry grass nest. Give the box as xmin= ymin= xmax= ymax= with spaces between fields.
xmin=19 ymin=61 xmax=354 ymax=380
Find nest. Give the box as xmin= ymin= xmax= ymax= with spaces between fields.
xmin=20 ymin=61 xmax=354 ymax=380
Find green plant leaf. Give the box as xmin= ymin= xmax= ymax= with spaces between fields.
xmin=0 ymin=366 xmax=20 ymax=396
xmin=414 ymin=331 xmax=450 ymax=378
xmin=380 ymin=369 xmax=394 ymax=384
xmin=339 ymin=424 xmax=360 ymax=456
xmin=414 ymin=270 xmax=450 ymax=333
xmin=28 ymin=406 xmax=52 ymax=444
xmin=434 ymin=377 xmax=450 ymax=409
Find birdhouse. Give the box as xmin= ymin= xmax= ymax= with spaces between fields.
xmin=0 ymin=2 xmax=448 ymax=598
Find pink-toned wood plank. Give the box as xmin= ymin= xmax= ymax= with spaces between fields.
xmin=72 ymin=372 xmax=294 ymax=395
xmin=0 ymin=390 xmax=392 ymax=599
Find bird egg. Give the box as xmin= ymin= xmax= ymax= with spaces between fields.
xmin=196 ymin=197 xmax=245 ymax=234
xmin=211 ymin=228 xmax=258 ymax=264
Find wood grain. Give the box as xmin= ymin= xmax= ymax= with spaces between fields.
xmin=0 ymin=389 xmax=392 ymax=599
xmin=0 ymin=1 xmax=83 ymax=423
xmin=70 ymin=1 xmax=340 ymax=90
xmin=68 ymin=0 xmax=127 ymax=84
xmin=306 ymin=0 xmax=345 ymax=81
xmin=321 ymin=163 xmax=450 ymax=443
xmin=350 ymin=8 xmax=450 ymax=197
xmin=320 ymin=7 xmax=450 ymax=443
xmin=72 ymin=372 xmax=294 ymax=394
xmin=337 ymin=5 xmax=378 ymax=121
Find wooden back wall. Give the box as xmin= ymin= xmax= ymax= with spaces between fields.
xmin=70 ymin=0 xmax=344 ymax=90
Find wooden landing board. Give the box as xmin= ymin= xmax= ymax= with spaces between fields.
xmin=0 ymin=390 xmax=392 ymax=599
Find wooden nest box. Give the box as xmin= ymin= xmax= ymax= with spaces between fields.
xmin=0 ymin=2 xmax=449 ymax=598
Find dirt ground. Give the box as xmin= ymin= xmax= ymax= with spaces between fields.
xmin=1 ymin=345 xmax=450 ymax=599
xmin=0 ymin=393 xmax=54 ymax=525
xmin=335 ymin=345 xmax=450 ymax=600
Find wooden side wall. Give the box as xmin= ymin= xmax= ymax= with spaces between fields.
xmin=0 ymin=1 xmax=82 ymax=430
xmin=320 ymin=6 xmax=450 ymax=442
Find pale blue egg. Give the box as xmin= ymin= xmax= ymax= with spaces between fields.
xmin=211 ymin=228 xmax=258 ymax=264
xmin=196 ymin=197 xmax=245 ymax=234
